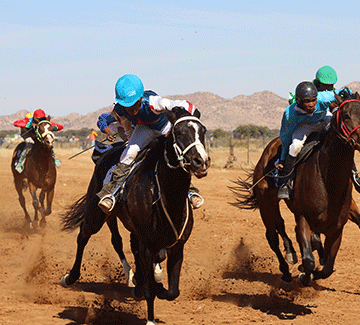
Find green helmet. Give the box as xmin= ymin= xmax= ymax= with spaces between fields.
xmin=315 ymin=65 xmax=338 ymax=85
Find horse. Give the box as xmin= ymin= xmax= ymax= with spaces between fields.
xmin=61 ymin=107 xmax=210 ymax=325
xmin=11 ymin=120 xmax=57 ymax=229
xmin=232 ymin=90 xmax=360 ymax=286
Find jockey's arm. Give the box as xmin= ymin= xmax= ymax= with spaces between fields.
xmin=149 ymin=96 xmax=197 ymax=115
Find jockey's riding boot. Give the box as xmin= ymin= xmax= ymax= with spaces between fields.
xmin=277 ymin=155 xmax=297 ymax=200
xmin=52 ymin=149 xmax=62 ymax=168
xmin=351 ymin=162 xmax=360 ymax=193
xmin=15 ymin=143 xmax=32 ymax=173
xmin=97 ymin=162 xmax=131 ymax=215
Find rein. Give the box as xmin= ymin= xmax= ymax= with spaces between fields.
xmin=335 ymin=99 xmax=360 ymax=148
xmin=154 ymin=160 xmax=190 ymax=248
xmin=165 ymin=116 xmax=205 ymax=171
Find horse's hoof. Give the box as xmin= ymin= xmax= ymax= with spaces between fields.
xmin=146 ymin=321 xmax=156 ymax=325
xmin=154 ymin=263 xmax=163 ymax=283
xmin=285 ymin=252 xmax=298 ymax=265
xmin=61 ymin=274 xmax=74 ymax=287
xmin=40 ymin=219 xmax=46 ymax=228
xmin=298 ymin=273 xmax=314 ymax=286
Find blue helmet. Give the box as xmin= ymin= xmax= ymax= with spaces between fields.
xmin=115 ymin=74 xmax=144 ymax=107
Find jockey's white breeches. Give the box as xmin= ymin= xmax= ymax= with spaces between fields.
xmin=289 ymin=112 xmax=332 ymax=158
xmin=120 ymin=122 xmax=172 ymax=165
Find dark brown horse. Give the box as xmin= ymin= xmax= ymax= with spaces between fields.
xmin=11 ymin=120 xmax=57 ymax=229
xmin=232 ymin=90 xmax=360 ymax=286
xmin=61 ymin=108 xmax=210 ymax=325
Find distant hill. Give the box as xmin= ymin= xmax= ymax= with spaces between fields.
xmin=2 ymin=81 xmax=360 ymax=132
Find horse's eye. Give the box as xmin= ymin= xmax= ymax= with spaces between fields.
xmin=342 ymin=113 xmax=351 ymax=120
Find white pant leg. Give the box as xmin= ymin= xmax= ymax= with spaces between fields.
xmin=120 ymin=125 xmax=159 ymax=165
xmin=289 ymin=114 xmax=332 ymax=158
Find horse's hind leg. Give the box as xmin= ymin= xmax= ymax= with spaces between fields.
xmin=311 ymin=231 xmax=325 ymax=265
xmin=275 ymin=216 xmax=298 ymax=264
xmin=61 ymin=214 xmax=104 ymax=286
xmin=259 ymin=203 xmax=293 ymax=283
xmin=106 ymin=217 xmax=134 ymax=287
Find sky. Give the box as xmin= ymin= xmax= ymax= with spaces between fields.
xmin=1 ymin=0 xmax=360 ymax=117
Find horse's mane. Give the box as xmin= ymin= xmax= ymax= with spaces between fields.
xmin=137 ymin=135 xmax=167 ymax=172
xmin=338 ymin=87 xmax=356 ymax=100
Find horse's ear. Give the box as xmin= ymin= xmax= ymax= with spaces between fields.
xmin=193 ymin=108 xmax=201 ymax=119
xmin=47 ymin=115 xmax=51 ymax=121
xmin=355 ymin=92 xmax=360 ymax=100
xmin=165 ymin=107 xmax=191 ymax=124
xmin=165 ymin=109 xmax=177 ymax=125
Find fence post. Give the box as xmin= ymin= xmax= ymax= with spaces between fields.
xmin=225 ymin=135 xmax=236 ymax=168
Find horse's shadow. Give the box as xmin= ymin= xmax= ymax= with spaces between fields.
xmin=56 ymin=305 xmax=143 ymax=325
xmin=56 ymin=281 xmax=147 ymax=324
xmin=212 ymin=292 xmax=312 ymax=319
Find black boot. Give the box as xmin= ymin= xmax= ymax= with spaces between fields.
xmin=277 ymin=155 xmax=297 ymax=200
xmin=352 ymin=162 xmax=360 ymax=193
xmin=97 ymin=162 xmax=131 ymax=214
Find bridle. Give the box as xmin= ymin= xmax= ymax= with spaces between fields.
xmin=335 ymin=99 xmax=360 ymax=149
xmin=165 ymin=116 xmax=206 ymax=172
xmin=35 ymin=120 xmax=55 ymax=144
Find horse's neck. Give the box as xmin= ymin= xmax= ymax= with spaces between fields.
xmin=32 ymin=142 xmax=52 ymax=160
xmin=319 ymin=130 xmax=354 ymax=188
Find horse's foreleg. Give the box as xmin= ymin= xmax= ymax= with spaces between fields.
xmin=157 ymin=244 xmax=183 ymax=301
xmin=29 ymin=183 xmax=39 ymax=227
xmin=295 ymin=215 xmax=315 ymax=286
xmin=313 ymin=229 xmax=343 ymax=281
xmin=107 ymin=217 xmax=134 ymax=287
xmin=349 ymin=198 xmax=360 ymax=229
xmin=43 ymin=187 xmax=54 ymax=216
xmin=15 ymin=179 xmax=31 ymax=225
xmin=138 ymin=240 xmax=157 ymax=325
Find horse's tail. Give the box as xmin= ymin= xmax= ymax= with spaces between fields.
xmin=229 ymin=169 xmax=259 ymax=210
xmin=61 ymin=194 xmax=87 ymax=231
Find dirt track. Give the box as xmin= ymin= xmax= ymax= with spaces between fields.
xmin=2 ymin=149 xmax=360 ymax=325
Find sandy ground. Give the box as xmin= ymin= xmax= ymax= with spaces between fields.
xmin=2 ymin=148 xmax=360 ymax=325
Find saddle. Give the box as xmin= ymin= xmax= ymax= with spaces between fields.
xmin=94 ymin=138 xmax=160 ymax=202
xmin=273 ymin=132 xmax=325 ymax=191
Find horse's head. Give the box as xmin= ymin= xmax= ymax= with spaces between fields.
xmin=334 ymin=90 xmax=360 ymax=151
xmin=35 ymin=120 xmax=56 ymax=149
xmin=165 ymin=107 xmax=211 ymax=178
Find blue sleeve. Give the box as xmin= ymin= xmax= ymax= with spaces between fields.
xmin=97 ymin=113 xmax=117 ymax=132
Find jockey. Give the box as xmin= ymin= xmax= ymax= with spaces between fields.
xmin=97 ymin=74 xmax=204 ymax=214
xmin=276 ymin=81 xmax=347 ymax=199
xmin=13 ymin=108 xmax=63 ymax=173
xmin=288 ymin=65 xmax=338 ymax=104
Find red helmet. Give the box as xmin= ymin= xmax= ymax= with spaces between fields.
xmin=33 ymin=109 xmax=46 ymax=118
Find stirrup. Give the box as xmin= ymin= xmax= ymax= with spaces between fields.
xmin=54 ymin=158 xmax=62 ymax=168
xmin=277 ymin=186 xmax=290 ymax=200
xmin=188 ymin=192 xmax=204 ymax=209
xmin=352 ymin=169 xmax=360 ymax=193
xmin=15 ymin=163 xmax=24 ymax=174
xmin=98 ymin=194 xmax=116 ymax=213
